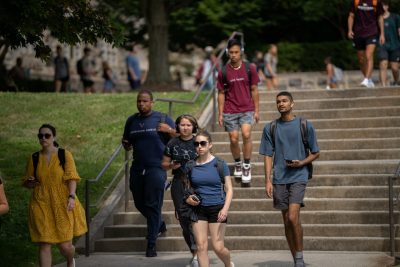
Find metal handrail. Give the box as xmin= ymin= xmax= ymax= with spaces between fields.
xmin=156 ymin=31 xmax=244 ymax=120
xmin=84 ymin=144 xmax=131 ymax=256
xmin=388 ymin=162 xmax=400 ymax=257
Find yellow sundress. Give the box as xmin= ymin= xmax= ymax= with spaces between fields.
xmin=23 ymin=149 xmax=87 ymax=243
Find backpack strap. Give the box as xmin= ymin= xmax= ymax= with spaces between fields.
xmin=32 ymin=151 xmax=40 ymax=179
xmin=244 ymin=61 xmax=252 ymax=90
xmin=299 ymin=117 xmax=309 ymax=151
xmin=269 ymin=119 xmax=277 ymax=148
xmin=221 ymin=65 xmax=228 ymax=93
xmin=214 ymin=156 xmax=226 ymax=184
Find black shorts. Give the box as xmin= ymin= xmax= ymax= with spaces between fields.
xmin=273 ymin=182 xmax=307 ymax=210
xmin=352 ymin=35 xmax=378 ymax=50
xmin=377 ymin=47 xmax=400 ymax=62
xmin=81 ymin=78 xmax=94 ymax=88
xmin=197 ymin=204 xmax=227 ymax=223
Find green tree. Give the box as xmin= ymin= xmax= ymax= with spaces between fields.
xmin=0 ymin=0 xmax=124 ymax=88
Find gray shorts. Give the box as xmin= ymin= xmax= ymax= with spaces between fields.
xmin=223 ymin=112 xmax=254 ymax=132
xmin=273 ymin=182 xmax=307 ymax=210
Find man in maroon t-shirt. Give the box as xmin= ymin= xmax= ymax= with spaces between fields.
xmin=348 ymin=0 xmax=385 ymax=88
xmin=217 ymin=39 xmax=260 ymax=184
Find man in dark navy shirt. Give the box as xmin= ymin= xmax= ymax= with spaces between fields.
xmin=122 ymin=89 xmax=176 ymax=257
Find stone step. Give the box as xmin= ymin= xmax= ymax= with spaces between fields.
xmin=213 ymin=138 xmax=400 ymax=152
xmin=210 ymin=127 xmax=400 ymax=141
xmin=104 ymin=223 xmax=398 ymax=238
xmin=94 ymin=235 xmax=400 ymax=252
xmin=212 ymin=116 xmax=400 ymax=131
xmin=257 ymin=87 xmax=400 ymax=99
xmin=113 ymin=211 xmax=398 ymax=225
xmin=259 ymin=106 xmax=400 ymax=120
xmin=255 ymin=96 xmax=400 ymax=111
xmin=217 ymin=149 xmax=400 ymax=162
xmin=220 ymin=160 xmax=398 ymax=176
xmin=126 ymin=198 xmax=389 ymax=212
xmin=223 ymin=174 xmax=389 ymax=187
xmin=161 ymin=186 xmax=397 ymax=200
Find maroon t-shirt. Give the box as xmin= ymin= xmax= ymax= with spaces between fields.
xmin=217 ymin=62 xmax=259 ymax=114
xmin=349 ymin=0 xmax=383 ymax=38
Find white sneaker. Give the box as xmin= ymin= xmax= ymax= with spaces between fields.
xmin=230 ymin=262 xmax=235 ymax=267
xmin=190 ymin=257 xmax=199 ymax=267
xmin=367 ymin=79 xmax=375 ymax=88
xmin=233 ymin=162 xmax=242 ymax=178
xmin=241 ymin=163 xmax=251 ymax=183
xmin=360 ymin=78 xmax=369 ymax=87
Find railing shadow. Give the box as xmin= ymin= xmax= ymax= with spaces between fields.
xmin=388 ymin=162 xmax=400 ymax=258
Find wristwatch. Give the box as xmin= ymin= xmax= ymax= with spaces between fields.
xmin=68 ymin=194 xmax=76 ymax=200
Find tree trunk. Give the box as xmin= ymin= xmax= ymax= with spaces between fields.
xmin=141 ymin=0 xmax=172 ymax=85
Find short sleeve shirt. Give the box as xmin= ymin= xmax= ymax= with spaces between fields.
xmin=379 ymin=13 xmax=400 ymax=51
xmin=349 ymin=0 xmax=384 ymax=38
xmin=190 ymin=157 xmax=230 ymax=206
xmin=259 ymin=117 xmax=320 ymax=184
xmin=217 ymin=62 xmax=259 ymax=114
xmin=123 ymin=111 xmax=175 ymax=170
xmin=164 ymin=137 xmax=198 ymax=177
xmin=126 ymin=54 xmax=141 ymax=81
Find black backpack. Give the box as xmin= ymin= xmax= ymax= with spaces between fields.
xmin=221 ymin=61 xmax=252 ymax=93
xmin=32 ymin=148 xmax=66 ymax=179
xmin=269 ymin=118 xmax=313 ymax=179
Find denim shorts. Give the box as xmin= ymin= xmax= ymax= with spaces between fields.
xmin=273 ymin=182 xmax=307 ymax=210
xmin=223 ymin=112 xmax=254 ymax=132
xmin=197 ymin=204 xmax=227 ymax=223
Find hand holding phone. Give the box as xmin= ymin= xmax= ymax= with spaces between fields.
xmin=191 ymin=194 xmax=201 ymax=203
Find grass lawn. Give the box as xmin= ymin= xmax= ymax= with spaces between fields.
xmin=0 ymin=91 xmax=206 ymax=267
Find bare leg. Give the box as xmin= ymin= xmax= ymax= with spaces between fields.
xmin=39 ymin=243 xmax=52 ymax=267
xmin=266 ymin=78 xmax=273 ymax=90
xmin=57 ymin=240 xmax=75 ymax=267
xmin=379 ymin=60 xmax=388 ymax=86
xmin=192 ymin=220 xmax=210 ymax=267
xmin=356 ymin=50 xmax=367 ymax=77
xmin=228 ymin=131 xmax=241 ymax=160
xmin=272 ymin=76 xmax=279 ymax=90
xmin=241 ymin=124 xmax=252 ymax=161
xmin=390 ymin=61 xmax=399 ymax=84
xmin=282 ymin=204 xmax=303 ymax=257
xmin=365 ymin=44 xmax=376 ymax=79
xmin=55 ymin=80 xmax=62 ymax=92
xmin=209 ymin=222 xmax=232 ymax=267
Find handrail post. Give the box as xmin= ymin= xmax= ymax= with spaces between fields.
xmin=85 ymin=179 xmax=90 ymax=257
xmin=389 ymin=176 xmax=395 ymax=257
xmin=125 ymin=150 xmax=130 ymax=212
xmin=168 ymin=102 xmax=173 ymax=118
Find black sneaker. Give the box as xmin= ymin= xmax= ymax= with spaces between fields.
xmin=158 ymin=221 xmax=167 ymax=236
xmin=146 ymin=245 xmax=157 ymax=257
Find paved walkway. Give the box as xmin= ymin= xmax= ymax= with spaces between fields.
xmin=54 ymin=250 xmax=394 ymax=267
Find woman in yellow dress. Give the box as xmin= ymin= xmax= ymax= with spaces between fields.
xmin=23 ymin=124 xmax=87 ymax=267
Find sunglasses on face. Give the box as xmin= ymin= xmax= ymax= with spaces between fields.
xmin=37 ymin=133 xmax=52 ymax=140
xmin=194 ymin=141 xmax=208 ymax=147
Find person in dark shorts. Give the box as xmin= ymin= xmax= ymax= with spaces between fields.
xmin=378 ymin=0 xmax=400 ymax=86
xmin=54 ymin=45 xmax=70 ymax=93
xmin=184 ymin=130 xmax=234 ymax=267
xmin=161 ymin=114 xmax=199 ymax=267
xmin=259 ymin=92 xmax=320 ymax=267
xmin=122 ymin=89 xmax=176 ymax=257
xmin=348 ymin=0 xmax=385 ymax=88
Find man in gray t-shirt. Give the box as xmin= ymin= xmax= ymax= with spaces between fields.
xmin=259 ymin=91 xmax=320 ymax=267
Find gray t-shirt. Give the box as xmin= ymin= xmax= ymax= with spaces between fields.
xmin=264 ymin=53 xmax=278 ymax=77
xmin=259 ymin=117 xmax=319 ymax=184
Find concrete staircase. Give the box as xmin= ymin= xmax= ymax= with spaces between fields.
xmin=94 ymin=87 xmax=400 ymax=253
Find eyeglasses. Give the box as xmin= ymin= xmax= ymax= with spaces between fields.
xmin=37 ymin=133 xmax=52 ymax=140
xmin=194 ymin=141 xmax=208 ymax=147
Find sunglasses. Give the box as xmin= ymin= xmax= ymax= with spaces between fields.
xmin=194 ymin=141 xmax=208 ymax=147
xmin=37 ymin=133 xmax=52 ymax=140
